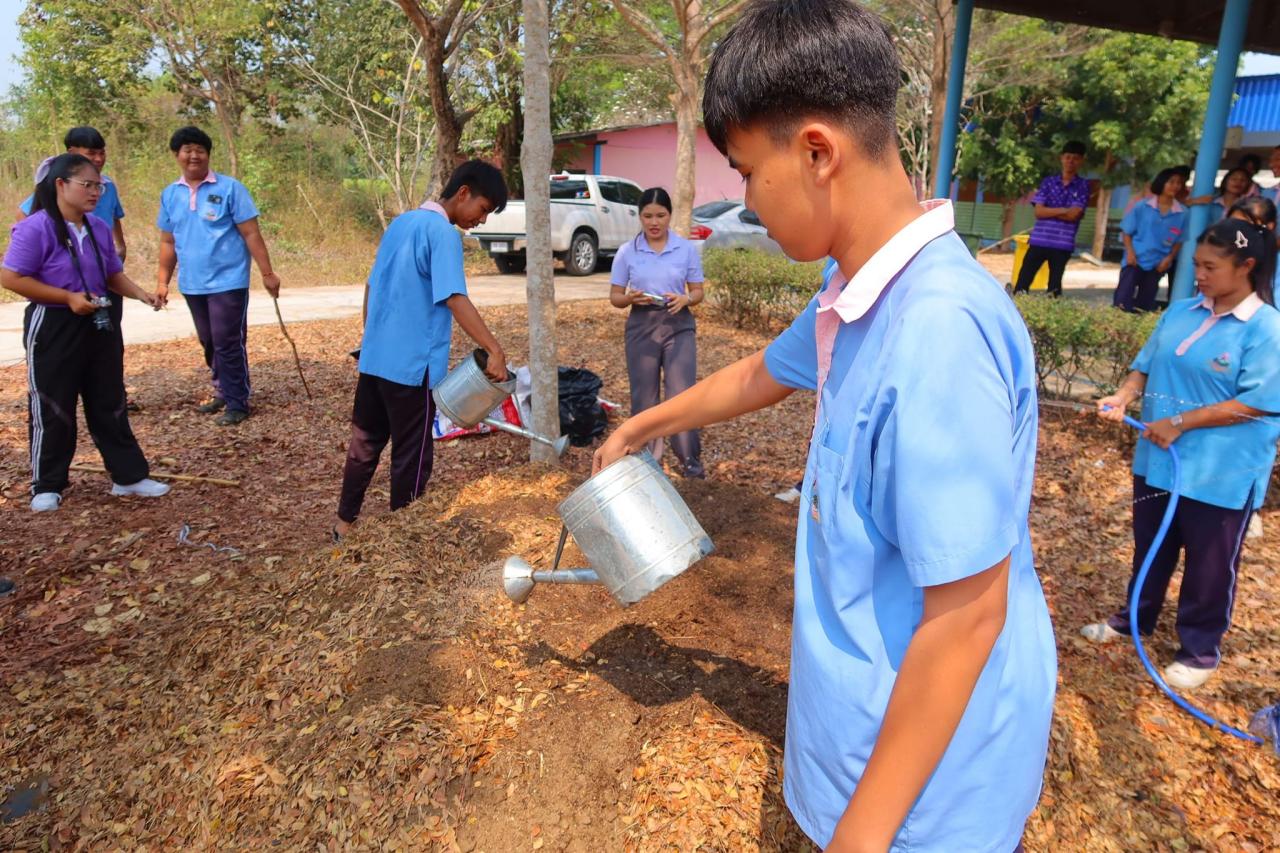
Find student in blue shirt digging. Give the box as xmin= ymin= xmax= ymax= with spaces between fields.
xmin=333 ymin=161 xmax=510 ymax=541
xmin=594 ymin=1 xmax=1055 ymax=849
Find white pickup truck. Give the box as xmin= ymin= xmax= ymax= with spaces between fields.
xmin=468 ymin=173 xmax=645 ymax=275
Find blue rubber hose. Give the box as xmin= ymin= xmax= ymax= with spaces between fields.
xmin=1110 ymin=408 xmax=1264 ymax=744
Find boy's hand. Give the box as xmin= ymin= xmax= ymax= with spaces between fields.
xmin=155 ymin=282 xmax=169 ymax=307
xmin=262 ymin=272 xmax=282 ymax=298
xmin=1125 ymin=249 xmax=1138 ymax=267
xmin=482 ymin=347 xmax=509 ymax=382
xmin=66 ymin=291 xmax=96 ymax=315
xmin=593 ymin=425 xmax=638 ymax=475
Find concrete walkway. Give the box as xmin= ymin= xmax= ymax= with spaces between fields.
xmin=0 ymin=272 xmax=612 ymax=365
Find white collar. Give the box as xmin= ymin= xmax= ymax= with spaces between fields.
xmin=820 ymin=200 xmax=955 ymax=323
xmin=1198 ymin=292 xmax=1265 ymax=321
xmin=1144 ymin=196 xmax=1187 ymax=214
xmin=419 ymin=200 xmax=448 ymax=219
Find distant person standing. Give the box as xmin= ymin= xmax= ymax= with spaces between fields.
xmin=1013 ymin=140 xmax=1090 ymax=297
xmin=156 ymin=126 xmax=281 ymax=426
xmin=1114 ymin=168 xmax=1187 ymax=313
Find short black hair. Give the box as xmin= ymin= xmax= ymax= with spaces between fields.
xmin=64 ymin=126 xmax=106 ymax=150
xmin=1171 ymin=164 xmax=1192 ymax=179
xmin=1150 ymin=168 xmax=1183 ymax=196
xmin=441 ymin=160 xmax=507 ymax=213
xmin=169 ymin=126 xmax=213 ymax=154
xmin=703 ymin=0 xmax=899 ymax=158
xmin=1238 ymin=153 xmax=1262 ymax=172
xmin=638 ymin=187 xmax=672 ymax=213
xmin=1061 ymin=140 xmax=1086 ymax=156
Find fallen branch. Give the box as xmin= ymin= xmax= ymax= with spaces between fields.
xmin=273 ymin=297 xmax=315 ymax=400
xmin=69 ymin=464 xmax=240 ymax=487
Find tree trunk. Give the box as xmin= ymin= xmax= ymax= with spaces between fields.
xmin=1091 ymin=152 xmax=1116 ymax=258
xmin=1092 ymin=184 xmax=1112 ymax=259
xmin=497 ymin=89 xmax=525 ymax=196
xmin=1000 ymin=200 xmax=1016 ymax=242
xmin=926 ymin=0 xmax=955 ymax=194
xmin=670 ymin=67 xmax=700 ymax=236
xmin=211 ymin=97 xmax=241 ymax=177
xmin=522 ymin=0 xmax=559 ymax=465
xmin=397 ymin=0 xmax=467 ymax=198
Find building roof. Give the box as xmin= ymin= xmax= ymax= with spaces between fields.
xmin=554 ymin=120 xmax=676 ymax=144
xmin=973 ymin=1 xmax=1280 ymax=54
xmin=1230 ymin=74 xmax=1280 ymax=133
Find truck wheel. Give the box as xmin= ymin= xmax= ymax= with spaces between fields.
xmin=565 ymin=232 xmax=598 ymax=276
xmin=494 ymin=254 xmax=526 ymax=274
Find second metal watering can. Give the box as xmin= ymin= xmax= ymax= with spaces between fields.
xmin=503 ymin=451 xmax=714 ymax=607
xmin=433 ymin=350 xmax=570 ymax=457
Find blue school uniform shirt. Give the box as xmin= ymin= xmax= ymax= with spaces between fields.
xmin=1131 ymin=293 xmax=1280 ymax=510
xmin=358 ymin=202 xmax=467 ymax=388
xmin=157 ymin=171 xmax=259 ymax=295
xmin=1120 ymin=197 xmax=1188 ymax=270
xmin=21 ymin=174 xmax=125 ymax=232
xmin=764 ymin=201 xmax=1055 ymax=852
xmin=609 ymin=231 xmax=703 ymax=295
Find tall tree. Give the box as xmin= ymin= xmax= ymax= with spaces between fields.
xmin=16 ymin=0 xmax=152 ymax=141
xmin=523 ymin=0 xmax=560 ymax=463
xmin=609 ymin=0 xmax=747 ymax=235
xmin=394 ymin=0 xmax=500 ymax=196
xmin=1051 ymin=33 xmax=1213 ymax=256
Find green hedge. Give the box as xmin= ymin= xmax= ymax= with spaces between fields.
xmin=702 ymin=247 xmax=1158 ymax=398
xmin=702 ymin=248 xmax=825 ymax=332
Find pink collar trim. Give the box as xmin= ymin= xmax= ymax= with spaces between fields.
xmin=419 ymin=200 xmax=448 ymax=219
xmin=1144 ymin=196 xmax=1186 ymax=214
xmin=819 ymin=200 xmax=955 ymax=323
xmin=1198 ymin=292 xmax=1264 ymax=321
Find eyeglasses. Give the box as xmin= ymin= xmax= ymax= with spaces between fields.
xmin=64 ymin=178 xmax=105 ymax=193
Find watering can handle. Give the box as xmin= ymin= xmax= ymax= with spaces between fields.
xmin=551 ymin=525 xmax=570 ymax=572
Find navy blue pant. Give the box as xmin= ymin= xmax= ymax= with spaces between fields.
xmin=336 ymin=371 xmax=435 ymax=523
xmin=1107 ymin=476 xmax=1253 ymax=668
xmin=1113 ymin=265 xmax=1164 ymax=312
xmin=185 ymin=289 xmax=250 ymax=412
xmin=1013 ymin=244 xmax=1070 ymax=297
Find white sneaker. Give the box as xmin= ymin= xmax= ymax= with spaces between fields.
xmin=30 ymin=492 xmax=62 ymax=513
xmin=1246 ymin=514 xmax=1263 ymax=539
xmin=1163 ymin=661 xmax=1216 ymax=690
xmin=111 ymin=478 xmax=171 ymax=498
xmin=1081 ymin=622 xmax=1125 ymax=643
xmin=774 ymin=486 xmax=802 ymax=504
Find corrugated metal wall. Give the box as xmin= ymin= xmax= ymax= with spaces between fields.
xmin=1229 ymin=74 xmax=1280 ymax=132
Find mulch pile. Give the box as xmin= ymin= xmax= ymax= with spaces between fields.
xmin=1 ymin=298 xmax=1277 ymax=851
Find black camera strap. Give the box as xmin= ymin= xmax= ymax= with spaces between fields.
xmin=62 ymin=221 xmax=109 ymax=299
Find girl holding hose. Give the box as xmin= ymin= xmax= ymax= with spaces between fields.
xmin=1083 ymin=218 xmax=1280 ymax=690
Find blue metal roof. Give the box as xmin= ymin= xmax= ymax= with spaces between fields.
xmin=1229 ymin=74 xmax=1280 ymax=133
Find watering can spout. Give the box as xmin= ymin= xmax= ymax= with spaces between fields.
xmin=502 ymin=556 xmax=600 ymax=604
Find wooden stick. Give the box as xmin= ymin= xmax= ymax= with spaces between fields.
xmin=69 ymin=464 xmax=239 ymax=487
xmin=272 ymin=297 xmax=315 ymax=400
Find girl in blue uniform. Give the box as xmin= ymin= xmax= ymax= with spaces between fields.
xmin=1086 ymin=218 xmax=1280 ymax=690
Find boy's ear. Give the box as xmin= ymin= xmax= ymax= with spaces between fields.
xmin=796 ymin=123 xmax=841 ymax=186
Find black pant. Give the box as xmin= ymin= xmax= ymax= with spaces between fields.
xmin=1113 ymin=265 xmax=1163 ymax=313
xmin=1013 ymin=244 xmax=1071 ymax=297
xmin=23 ymin=303 xmax=149 ymax=494
xmin=1106 ymin=477 xmax=1253 ymax=669
xmin=336 ymin=371 xmax=435 ymax=523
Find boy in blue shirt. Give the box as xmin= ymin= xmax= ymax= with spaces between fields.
xmin=594 ymin=1 xmax=1055 ymax=849
xmin=156 ymin=126 xmax=282 ymax=426
xmin=333 ymin=161 xmax=510 ymax=539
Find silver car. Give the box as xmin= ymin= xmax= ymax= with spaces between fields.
xmin=690 ymin=200 xmax=783 ymax=254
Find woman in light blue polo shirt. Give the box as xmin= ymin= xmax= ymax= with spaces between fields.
xmin=1086 ymin=217 xmax=1280 ymax=690
xmin=609 ymin=187 xmax=706 ymax=478
xmin=1114 ymin=168 xmax=1187 ymax=312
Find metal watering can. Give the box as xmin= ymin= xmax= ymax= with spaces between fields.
xmin=503 ymin=451 xmax=714 ymax=607
xmin=433 ymin=350 xmax=570 ymax=457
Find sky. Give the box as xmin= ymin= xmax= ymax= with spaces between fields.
xmin=1 ymin=4 xmax=1280 ymax=98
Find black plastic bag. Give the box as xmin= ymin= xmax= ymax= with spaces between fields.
xmin=557 ymin=367 xmax=607 ymax=447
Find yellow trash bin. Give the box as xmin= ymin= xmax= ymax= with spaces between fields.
xmin=1011 ymin=234 xmax=1050 ymax=292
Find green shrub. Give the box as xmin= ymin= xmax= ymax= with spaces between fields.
xmin=1013 ymin=294 xmax=1158 ymax=397
xmin=701 ymin=248 xmax=824 ymax=332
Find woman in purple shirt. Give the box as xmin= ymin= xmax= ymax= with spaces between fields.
xmin=609 ymin=187 xmax=707 ymax=477
xmin=1 ymin=153 xmax=169 ymax=512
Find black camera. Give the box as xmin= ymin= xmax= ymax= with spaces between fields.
xmin=90 ymin=296 xmax=113 ymax=333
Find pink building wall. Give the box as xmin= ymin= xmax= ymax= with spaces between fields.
xmin=554 ymin=123 xmax=745 ymax=207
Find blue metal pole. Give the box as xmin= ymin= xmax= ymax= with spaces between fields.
xmin=932 ymin=0 xmax=975 ymax=200
xmin=1171 ymin=0 xmax=1251 ymax=301
xmin=592 ymin=142 xmax=603 ymax=175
